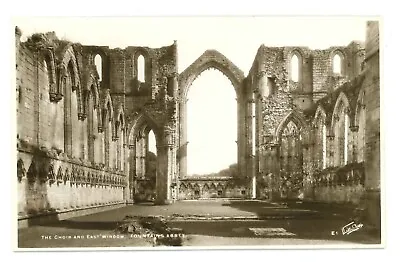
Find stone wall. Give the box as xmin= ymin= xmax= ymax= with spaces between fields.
xmin=178 ymin=177 xmax=249 ymax=200
xmin=363 ymin=21 xmax=380 ymax=230
xmin=15 ymin=26 xmax=179 ymax=219
xmin=247 ymin=24 xmax=375 ymax=207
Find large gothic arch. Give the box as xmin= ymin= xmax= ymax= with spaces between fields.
xmin=178 ymin=49 xmax=245 ymax=98
xmin=177 ymin=49 xmax=248 ymax=179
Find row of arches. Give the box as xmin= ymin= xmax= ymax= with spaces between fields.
xmin=264 ymin=87 xmax=366 ymax=199
xmin=312 ymin=89 xmax=366 ymax=170
xmin=39 ymin=46 xmax=127 ymax=172
xmin=274 ymin=87 xmax=366 ymax=174
xmin=289 ymin=49 xmax=346 ymax=82
xmin=18 ymin=158 xmax=126 ymax=186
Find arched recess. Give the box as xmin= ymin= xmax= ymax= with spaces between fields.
xmin=127 ymin=112 xmax=161 ymax=200
xmin=115 ymin=106 xmax=126 ymax=171
xmin=89 ymin=48 xmax=109 ymax=88
xmin=275 ymin=111 xmax=309 ymax=144
xmin=276 ymin=112 xmax=306 ymax=173
xmin=276 ymin=118 xmax=303 ymax=199
xmin=331 ymin=49 xmax=346 ymax=77
xmin=312 ymin=106 xmax=328 ymax=170
xmin=63 ymin=60 xmax=81 ymax=157
xmin=331 ymin=92 xmax=351 ymax=166
xmin=84 ymin=79 xmax=101 ymax=163
xmin=57 ymin=45 xmax=84 ymax=158
xmin=39 ymin=52 xmax=62 ymax=150
xmin=58 ymin=45 xmax=82 ymax=113
xmin=102 ymin=96 xmax=114 ymax=168
xmin=355 ymin=88 xmax=366 ymax=163
xmin=178 ymin=49 xmax=245 ymax=178
xmin=41 ymin=49 xmax=57 ymax=100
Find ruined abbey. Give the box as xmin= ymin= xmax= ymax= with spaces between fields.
xmin=16 ymin=21 xmax=380 ymax=231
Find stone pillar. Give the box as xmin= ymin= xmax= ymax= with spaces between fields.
xmin=155 ymin=127 xmax=175 ymax=205
xmin=237 ymin=95 xmax=246 ymax=177
xmin=128 ymin=144 xmax=136 ymax=201
xmin=362 ymin=21 xmax=380 ymax=233
xmin=98 ymin=126 xmax=105 ymax=164
xmin=268 ymin=143 xmax=280 ymax=200
xmin=112 ymin=136 xmax=118 ymax=169
xmin=246 ymin=96 xmax=254 ymax=179
xmin=123 ymin=143 xmax=131 ymax=202
xmin=135 ymin=138 xmax=140 ymax=178
xmin=140 ymin=136 xmax=146 ymax=178
xmin=350 ymin=125 xmax=359 ymax=163
xmin=179 ymin=98 xmax=188 ymax=178
xmin=326 ymin=135 xmax=335 ymax=167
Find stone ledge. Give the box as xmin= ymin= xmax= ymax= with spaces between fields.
xmin=18 ymin=202 xmax=126 ymax=228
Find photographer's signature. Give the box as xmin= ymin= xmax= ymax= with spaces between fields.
xmin=342 ymin=221 xmax=363 ymax=235
xmin=331 ymin=221 xmax=364 ymax=236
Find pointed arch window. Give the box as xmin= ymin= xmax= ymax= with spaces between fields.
xmin=94 ymin=54 xmax=102 ymax=82
xmin=334 ymin=103 xmax=350 ymax=166
xmin=290 ymin=53 xmax=300 ymax=82
xmin=333 ymin=53 xmax=342 ymax=75
xmin=137 ymin=55 xmax=145 ymax=83
xmin=279 ymin=120 xmax=302 ymax=173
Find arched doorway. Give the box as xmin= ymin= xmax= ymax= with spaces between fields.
xmin=134 ymin=128 xmax=158 ymax=202
xmin=127 ymin=114 xmax=161 ymax=203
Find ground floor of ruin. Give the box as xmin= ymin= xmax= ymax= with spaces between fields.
xmin=18 ymin=199 xmax=380 ymax=248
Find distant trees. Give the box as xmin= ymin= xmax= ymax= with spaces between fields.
xmin=193 ymin=163 xmax=238 ymax=177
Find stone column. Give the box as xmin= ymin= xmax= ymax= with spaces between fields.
xmin=155 ymin=127 xmax=175 ymax=205
xmin=98 ymin=126 xmax=105 ymax=165
xmin=128 ymin=144 xmax=136 ymax=202
xmin=362 ymin=21 xmax=380 ymax=232
xmin=268 ymin=143 xmax=280 ymax=200
xmin=246 ymin=96 xmax=254 ymax=179
xmin=123 ymin=143 xmax=131 ymax=202
xmin=349 ymin=125 xmax=359 ymax=163
xmin=112 ymin=136 xmax=118 ymax=169
xmin=179 ymin=98 xmax=188 ymax=178
xmin=237 ymin=95 xmax=246 ymax=177
xmin=326 ymin=135 xmax=335 ymax=168
xmin=135 ymin=138 xmax=140 ymax=178
xmin=140 ymin=136 xmax=146 ymax=178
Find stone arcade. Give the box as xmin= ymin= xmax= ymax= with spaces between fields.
xmin=15 ymin=22 xmax=380 ymax=231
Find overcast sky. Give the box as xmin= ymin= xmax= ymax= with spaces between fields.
xmin=13 ymin=17 xmax=370 ymax=175
xmin=14 ymin=17 xmax=369 ymax=74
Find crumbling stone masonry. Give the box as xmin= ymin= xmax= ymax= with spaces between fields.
xmin=16 ymin=21 xmax=380 ymax=231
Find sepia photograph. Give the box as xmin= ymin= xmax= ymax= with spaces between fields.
xmin=13 ymin=16 xmax=382 ymax=250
